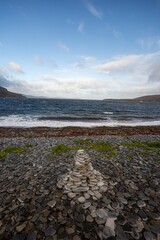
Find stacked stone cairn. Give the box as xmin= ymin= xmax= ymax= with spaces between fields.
xmin=57 ymin=149 xmax=108 ymax=203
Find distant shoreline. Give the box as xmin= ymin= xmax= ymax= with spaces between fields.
xmin=0 ymin=126 xmax=160 ymax=138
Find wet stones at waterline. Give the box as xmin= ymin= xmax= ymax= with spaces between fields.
xmin=57 ymin=149 xmax=108 ymax=202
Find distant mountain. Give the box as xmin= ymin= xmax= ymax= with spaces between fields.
xmin=25 ymin=94 xmax=47 ymax=98
xmin=0 ymin=86 xmax=26 ymax=99
xmin=133 ymin=95 xmax=160 ymax=102
xmin=103 ymin=94 xmax=160 ymax=102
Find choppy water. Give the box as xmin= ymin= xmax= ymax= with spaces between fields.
xmin=0 ymin=98 xmax=160 ymax=127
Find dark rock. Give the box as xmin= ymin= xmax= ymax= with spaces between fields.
xmin=11 ymin=233 xmax=28 ymax=240
xmin=117 ymin=215 xmax=127 ymax=225
xmin=143 ymin=231 xmax=156 ymax=240
xmin=138 ymin=210 xmax=148 ymax=221
xmin=83 ymin=222 xmax=94 ymax=232
xmin=45 ymin=226 xmax=56 ymax=236
xmin=27 ymin=231 xmax=37 ymax=240
xmin=122 ymin=223 xmax=132 ymax=233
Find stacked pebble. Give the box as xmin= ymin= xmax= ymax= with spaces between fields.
xmin=57 ymin=149 xmax=108 ymax=202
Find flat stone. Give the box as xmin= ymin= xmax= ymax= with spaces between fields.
xmin=97 ymin=181 xmax=105 ymax=187
xmin=96 ymin=225 xmax=104 ymax=240
xmin=95 ymin=216 xmax=106 ymax=225
xmin=47 ymin=200 xmax=56 ymax=208
xmin=99 ymin=186 xmax=108 ymax=192
xmin=96 ymin=208 xmax=108 ymax=219
xmin=90 ymin=210 xmax=97 ymax=218
xmin=86 ymin=215 xmax=94 ymax=222
xmin=136 ymin=220 xmax=144 ymax=233
xmin=137 ymin=200 xmax=146 ymax=208
xmin=103 ymin=225 xmax=115 ymax=239
xmin=73 ymin=186 xmax=89 ymax=193
xmin=84 ymin=192 xmax=90 ymax=199
xmin=105 ymin=217 xmax=116 ymax=236
xmin=16 ymin=223 xmax=27 ymax=232
xmin=66 ymin=227 xmax=75 ymax=234
xmin=68 ymin=192 xmax=76 ymax=198
xmin=138 ymin=210 xmax=148 ymax=221
xmin=143 ymin=231 xmax=156 ymax=240
xmin=130 ymin=230 xmax=140 ymax=240
xmin=94 ymin=191 xmax=102 ymax=199
xmin=78 ymin=196 xmax=85 ymax=203
xmin=45 ymin=226 xmax=56 ymax=236
xmin=118 ymin=197 xmax=128 ymax=205
xmin=83 ymin=202 xmax=91 ymax=209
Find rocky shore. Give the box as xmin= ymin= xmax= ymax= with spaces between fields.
xmin=0 ymin=127 xmax=160 ymax=240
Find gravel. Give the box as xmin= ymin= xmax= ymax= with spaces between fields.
xmin=0 ymin=134 xmax=160 ymax=239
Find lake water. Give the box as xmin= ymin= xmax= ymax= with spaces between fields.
xmin=0 ymin=98 xmax=160 ymax=127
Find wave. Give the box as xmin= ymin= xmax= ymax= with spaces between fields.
xmin=38 ymin=116 xmax=105 ymax=121
xmin=103 ymin=112 xmax=113 ymax=115
xmin=0 ymin=115 xmax=160 ymax=127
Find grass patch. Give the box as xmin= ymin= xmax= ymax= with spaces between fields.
xmin=144 ymin=141 xmax=160 ymax=148
xmin=122 ymin=140 xmax=160 ymax=150
xmin=50 ymin=144 xmax=72 ymax=156
xmin=125 ymin=154 xmax=134 ymax=160
xmin=91 ymin=141 xmax=117 ymax=158
xmin=74 ymin=138 xmax=93 ymax=146
xmin=122 ymin=140 xmax=160 ymax=159
xmin=0 ymin=144 xmax=33 ymax=159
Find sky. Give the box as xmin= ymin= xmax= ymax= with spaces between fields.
xmin=0 ymin=0 xmax=160 ymax=99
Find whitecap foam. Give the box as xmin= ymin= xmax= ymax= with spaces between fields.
xmin=0 ymin=115 xmax=160 ymax=128
xmin=103 ymin=112 xmax=113 ymax=115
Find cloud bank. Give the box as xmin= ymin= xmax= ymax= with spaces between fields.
xmin=1 ymin=51 xmax=160 ymax=99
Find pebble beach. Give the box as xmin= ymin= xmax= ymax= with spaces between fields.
xmin=0 ymin=126 xmax=160 ymax=240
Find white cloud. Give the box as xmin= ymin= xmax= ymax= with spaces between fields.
xmin=96 ymin=55 xmax=142 ymax=73
xmin=41 ymin=75 xmax=60 ymax=83
xmin=78 ymin=21 xmax=84 ymax=32
xmin=2 ymin=51 xmax=160 ymax=99
xmin=86 ymin=1 xmax=103 ymax=19
xmin=58 ymin=42 xmax=69 ymax=52
xmin=148 ymin=61 xmax=160 ymax=82
xmin=8 ymin=62 xmax=24 ymax=73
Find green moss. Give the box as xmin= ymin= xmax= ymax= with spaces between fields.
xmin=125 ymin=154 xmax=134 ymax=160
xmin=144 ymin=141 xmax=160 ymax=148
xmin=122 ymin=140 xmax=148 ymax=150
xmin=91 ymin=141 xmax=117 ymax=158
xmin=50 ymin=144 xmax=72 ymax=155
xmin=0 ymin=145 xmax=32 ymax=159
xmin=122 ymin=140 xmax=160 ymax=150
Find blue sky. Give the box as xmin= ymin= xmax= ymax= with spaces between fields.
xmin=0 ymin=0 xmax=160 ymax=99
